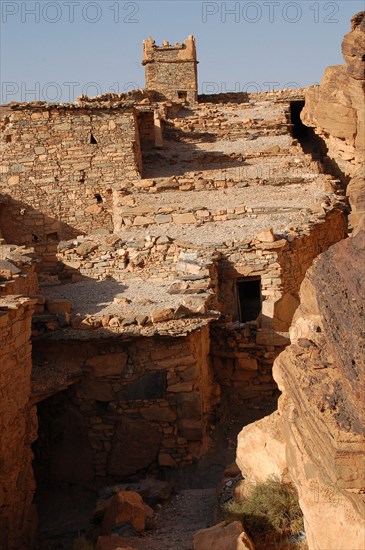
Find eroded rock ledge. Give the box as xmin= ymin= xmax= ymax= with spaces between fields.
xmin=237 ymin=232 xmax=365 ymax=550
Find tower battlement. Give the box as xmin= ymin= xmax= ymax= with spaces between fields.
xmin=142 ymin=35 xmax=198 ymax=103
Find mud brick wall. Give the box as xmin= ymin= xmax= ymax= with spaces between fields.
xmin=33 ymin=326 xmax=217 ymax=481
xmin=0 ymin=105 xmax=142 ymax=268
xmin=0 ymin=297 xmax=37 ymax=550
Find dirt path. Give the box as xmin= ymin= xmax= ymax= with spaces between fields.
xmin=124 ymin=488 xmax=217 ymax=550
xmin=37 ymin=395 xmax=278 ymax=550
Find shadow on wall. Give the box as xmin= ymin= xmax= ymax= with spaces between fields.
xmin=289 ymin=100 xmax=351 ymax=185
xmin=0 ymin=195 xmax=85 ymax=270
xmin=142 ymin=109 xmax=246 ymax=179
xmin=40 ymin=277 xmax=129 ymax=317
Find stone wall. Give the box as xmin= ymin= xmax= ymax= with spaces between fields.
xmin=0 ymin=246 xmax=38 ymax=297
xmin=0 ymin=104 xmax=142 ymax=268
xmin=211 ymin=210 xmax=346 ymax=398
xmin=143 ymin=36 xmax=198 ymax=103
xmin=32 ymin=326 xmax=218 ymax=481
xmin=0 ymin=296 xmax=37 ymax=550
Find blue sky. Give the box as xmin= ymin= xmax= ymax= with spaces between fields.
xmin=1 ymin=0 xmax=364 ymax=102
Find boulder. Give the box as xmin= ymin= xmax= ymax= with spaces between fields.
xmin=75 ymin=240 xmax=98 ymax=257
xmin=193 ymin=521 xmax=254 ymax=550
xmin=107 ymin=418 xmax=161 ymax=476
xmin=236 ymin=411 xmax=288 ymax=484
xmin=301 ymin=11 xmax=365 ymax=176
xmin=151 ymin=308 xmax=174 ymax=323
xmin=102 ymin=491 xmax=153 ymax=534
xmin=342 ymin=11 xmax=365 ymax=79
xmin=97 ymin=478 xmax=173 ymax=507
xmin=256 ymin=227 xmax=275 ymax=243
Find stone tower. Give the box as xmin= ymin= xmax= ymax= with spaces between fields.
xmin=142 ymin=35 xmax=198 ymax=103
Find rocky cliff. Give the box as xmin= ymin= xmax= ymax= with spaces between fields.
xmin=237 ymin=231 xmax=365 ymax=549
xmin=301 ymin=11 xmax=365 ymax=234
xmin=237 ymin=18 xmax=365 ymax=545
xmin=274 ymin=232 xmax=365 ymax=549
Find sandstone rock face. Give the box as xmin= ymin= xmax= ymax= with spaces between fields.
xmin=193 ymin=520 xmax=254 ymax=550
xmin=271 ymin=233 xmax=365 ymax=550
xmin=347 ymin=166 xmax=365 ymax=234
xmin=301 ymin=11 xmax=365 ymax=184
xmin=236 ymin=411 xmax=288 ymax=484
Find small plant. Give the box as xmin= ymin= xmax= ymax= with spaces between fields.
xmin=223 ymin=476 xmax=306 ymax=549
xmin=72 ymin=535 xmax=94 ymax=550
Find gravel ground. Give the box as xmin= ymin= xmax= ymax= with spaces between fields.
xmin=42 ymin=277 xmax=182 ymax=318
xmin=121 ymin=489 xmax=217 ymax=550
xmin=133 ymin=181 xmax=325 ymax=211
xmin=114 ymin=212 xmax=314 ymax=246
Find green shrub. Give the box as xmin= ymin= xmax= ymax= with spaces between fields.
xmin=223 ymin=476 xmax=304 ymax=541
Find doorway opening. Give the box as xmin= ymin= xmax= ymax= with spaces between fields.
xmin=237 ymin=277 xmax=262 ymax=323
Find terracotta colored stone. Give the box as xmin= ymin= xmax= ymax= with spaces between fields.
xmin=256 ymin=227 xmax=275 ymax=242
xmin=46 ymin=299 xmax=72 ymax=315
xmin=85 ymin=352 xmax=128 ymax=377
xmin=107 ymin=418 xmax=161 ymax=476
xmin=76 ymin=241 xmax=98 ymax=257
xmin=236 ymin=411 xmax=288 ymax=484
xmin=102 ymin=491 xmax=153 ymax=533
xmin=151 ymin=308 xmax=174 ymax=323
xmin=193 ymin=520 xmax=254 ymax=550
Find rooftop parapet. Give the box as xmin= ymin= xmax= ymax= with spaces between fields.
xmin=142 ymin=35 xmax=197 ymax=65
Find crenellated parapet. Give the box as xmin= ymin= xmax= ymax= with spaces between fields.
xmin=142 ymin=35 xmax=198 ymax=103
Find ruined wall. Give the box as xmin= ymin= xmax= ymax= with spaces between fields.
xmin=212 ymin=210 xmax=346 ymax=399
xmin=143 ymin=36 xmax=198 ymax=103
xmin=0 ymin=105 xmax=142 ymax=268
xmin=0 ymin=251 xmax=38 ymax=297
xmin=33 ymin=326 xmax=217 ymax=481
xmin=0 ymin=297 xmax=37 ymax=550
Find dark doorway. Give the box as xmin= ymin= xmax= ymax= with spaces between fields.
xmin=178 ymin=91 xmax=188 ymax=101
xmin=289 ymin=100 xmax=308 ymax=141
xmin=289 ymin=100 xmax=324 ymax=162
xmin=237 ymin=277 xmax=262 ymax=322
xmin=289 ymin=100 xmax=349 ymax=183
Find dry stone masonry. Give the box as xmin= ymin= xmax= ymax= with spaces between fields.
xmin=0 ymin=26 xmax=361 ymax=549
xmin=143 ymin=36 xmax=198 ymax=103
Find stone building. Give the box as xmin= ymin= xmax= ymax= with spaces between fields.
xmin=142 ymin=35 xmax=198 ymax=103
xmin=0 ymin=32 xmax=354 ymax=550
